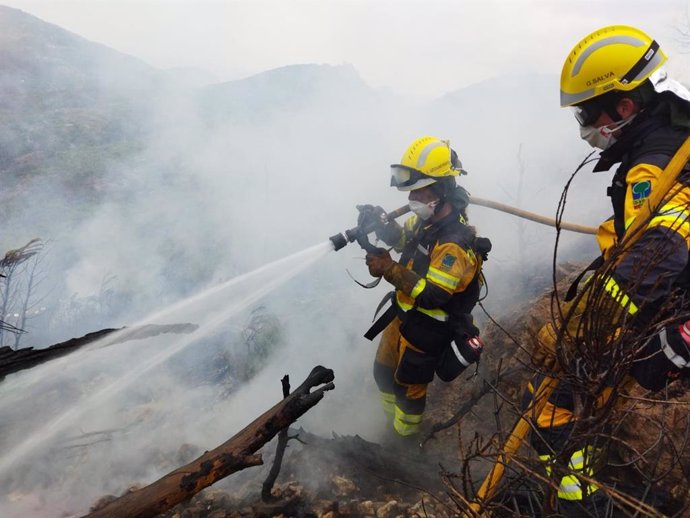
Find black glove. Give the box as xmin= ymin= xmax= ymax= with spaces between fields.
xmin=357 ymin=205 xmax=402 ymax=246
xmin=357 ymin=204 xmax=385 ymax=231
xmin=630 ymin=323 xmax=690 ymax=391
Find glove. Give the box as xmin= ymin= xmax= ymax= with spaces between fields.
xmin=365 ymin=248 xmax=394 ymax=277
xmin=357 ymin=205 xmax=386 ymax=232
xmin=367 ymin=248 xmax=422 ymax=292
xmin=357 ymin=205 xmax=403 ymax=246
xmin=377 ymin=220 xmax=403 ymax=246
xmin=630 ymin=321 xmax=690 ymax=391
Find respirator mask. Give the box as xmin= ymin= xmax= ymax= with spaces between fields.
xmin=408 ymin=199 xmax=439 ymax=220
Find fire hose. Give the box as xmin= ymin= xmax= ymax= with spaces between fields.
xmin=326 ymin=167 xmax=688 ymax=513
xmin=329 ymin=196 xmax=597 ymax=253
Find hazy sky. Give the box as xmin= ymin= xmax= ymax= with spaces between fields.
xmin=3 ymin=0 xmax=690 ymax=98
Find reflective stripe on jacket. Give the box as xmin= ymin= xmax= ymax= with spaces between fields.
xmin=394 ymin=211 xmax=480 ymax=324
xmin=539 ymin=448 xmax=600 ymax=501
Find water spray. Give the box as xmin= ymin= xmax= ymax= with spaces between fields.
xmin=0 ymin=241 xmax=334 ymax=488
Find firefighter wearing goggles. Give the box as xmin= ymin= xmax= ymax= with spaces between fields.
xmin=527 ymin=25 xmax=690 ymax=515
xmin=361 ymin=136 xmax=490 ymax=439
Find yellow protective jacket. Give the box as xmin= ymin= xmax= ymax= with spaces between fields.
xmin=392 ymin=210 xmax=481 ymax=338
xmin=530 ymin=109 xmax=690 ymax=428
xmin=594 ymin=112 xmax=690 ymax=323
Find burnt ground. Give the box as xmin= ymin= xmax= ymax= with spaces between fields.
xmin=86 ymin=340 xmax=522 ymax=518
xmin=87 ymin=263 xmax=690 ymax=518
xmin=86 ymin=267 xmax=572 ymax=518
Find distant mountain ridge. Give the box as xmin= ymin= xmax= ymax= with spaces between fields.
xmin=0 ymin=5 xmax=162 ymax=103
xmin=200 ymin=63 xmax=374 ymax=122
xmin=0 ymin=3 xmax=578 ymax=251
xmin=0 ymin=4 xmax=165 ymax=206
xmin=0 ymin=5 xmax=379 ymax=203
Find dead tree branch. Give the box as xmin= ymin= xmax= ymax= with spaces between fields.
xmin=82 ymin=366 xmax=335 ymax=518
xmin=422 ymin=364 xmax=521 ymax=446
xmin=261 ymin=374 xmax=291 ymax=501
xmin=0 ymin=323 xmax=198 ymax=379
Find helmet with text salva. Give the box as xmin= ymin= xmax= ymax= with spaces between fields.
xmin=560 ymin=25 xmax=667 ymax=109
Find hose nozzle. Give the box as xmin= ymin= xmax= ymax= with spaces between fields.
xmin=329 ymin=203 xmax=411 ymax=253
xmin=329 ymin=233 xmax=348 ymax=251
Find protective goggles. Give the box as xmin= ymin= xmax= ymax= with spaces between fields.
xmin=390 ymin=164 xmax=430 ymax=189
xmin=572 ymin=102 xmax=602 ymax=127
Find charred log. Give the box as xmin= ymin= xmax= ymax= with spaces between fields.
xmin=0 ymin=323 xmax=198 ymax=379
xmin=82 ymin=366 xmax=335 ymax=518
xmin=261 ymin=374 xmax=291 ymax=501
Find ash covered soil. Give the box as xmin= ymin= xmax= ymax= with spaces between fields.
xmin=86 ymin=342 xmax=517 ymax=518
xmin=88 ymin=264 xmax=690 ymax=517
xmin=90 ymin=376 xmax=492 ymax=518
xmin=88 ymin=280 xmax=543 ymax=518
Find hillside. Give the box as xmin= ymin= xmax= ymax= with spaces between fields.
xmin=200 ymin=63 xmax=376 ymax=123
xmin=81 ymin=265 xmax=690 ymax=517
xmin=0 ymin=5 xmax=163 ymax=213
xmin=2 ymin=6 xmax=675 ymax=518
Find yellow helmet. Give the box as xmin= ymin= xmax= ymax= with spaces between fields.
xmin=560 ymin=25 xmax=667 ymax=107
xmin=390 ymin=136 xmax=466 ymax=192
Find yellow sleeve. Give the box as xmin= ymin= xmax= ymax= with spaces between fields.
xmin=427 ymin=242 xmax=478 ymax=294
xmin=625 ymin=163 xmax=690 ymax=245
xmin=598 ymin=163 xmax=690 ymax=316
xmin=596 ymin=218 xmax=617 ymax=259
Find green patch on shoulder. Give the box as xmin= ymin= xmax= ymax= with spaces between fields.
xmin=632 ymin=180 xmax=651 ymax=208
xmin=441 ymin=253 xmax=456 ymax=270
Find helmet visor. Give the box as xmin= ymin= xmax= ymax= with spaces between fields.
xmin=390 ymin=164 xmax=425 ymax=188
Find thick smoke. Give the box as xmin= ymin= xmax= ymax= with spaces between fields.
xmin=0 ymin=6 xmax=686 ymax=516
xmin=0 ymin=64 xmax=602 ymax=516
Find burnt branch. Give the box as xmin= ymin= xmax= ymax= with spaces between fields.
xmin=261 ymin=374 xmax=291 ymax=501
xmin=82 ymin=366 xmax=334 ymax=518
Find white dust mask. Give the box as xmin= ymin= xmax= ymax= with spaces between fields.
xmin=580 ymin=114 xmax=638 ymax=150
xmin=409 ymin=199 xmax=439 ymax=220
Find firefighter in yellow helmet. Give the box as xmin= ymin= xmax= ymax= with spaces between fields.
xmin=527 ymin=25 xmax=690 ymax=515
xmin=359 ymin=136 xmax=491 ymax=440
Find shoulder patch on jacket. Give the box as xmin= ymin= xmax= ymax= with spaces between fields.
xmin=632 ymin=180 xmax=651 ymax=208
xmin=441 ymin=253 xmax=456 ymax=270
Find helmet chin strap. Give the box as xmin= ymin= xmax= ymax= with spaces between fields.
xmin=435 ymin=201 xmax=452 ymax=220
xmin=432 ymin=177 xmax=458 ymax=211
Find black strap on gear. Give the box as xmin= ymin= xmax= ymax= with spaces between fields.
xmin=564 ymin=256 xmax=605 ymax=302
xmin=620 ymin=40 xmax=660 ymax=86
xmin=607 ymin=168 xmax=628 ymax=239
xmin=364 ymin=291 xmax=397 ymax=340
xmin=346 ymin=268 xmax=382 ymax=289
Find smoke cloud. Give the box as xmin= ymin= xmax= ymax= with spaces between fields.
xmin=0 ymin=3 xmax=687 ymax=516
